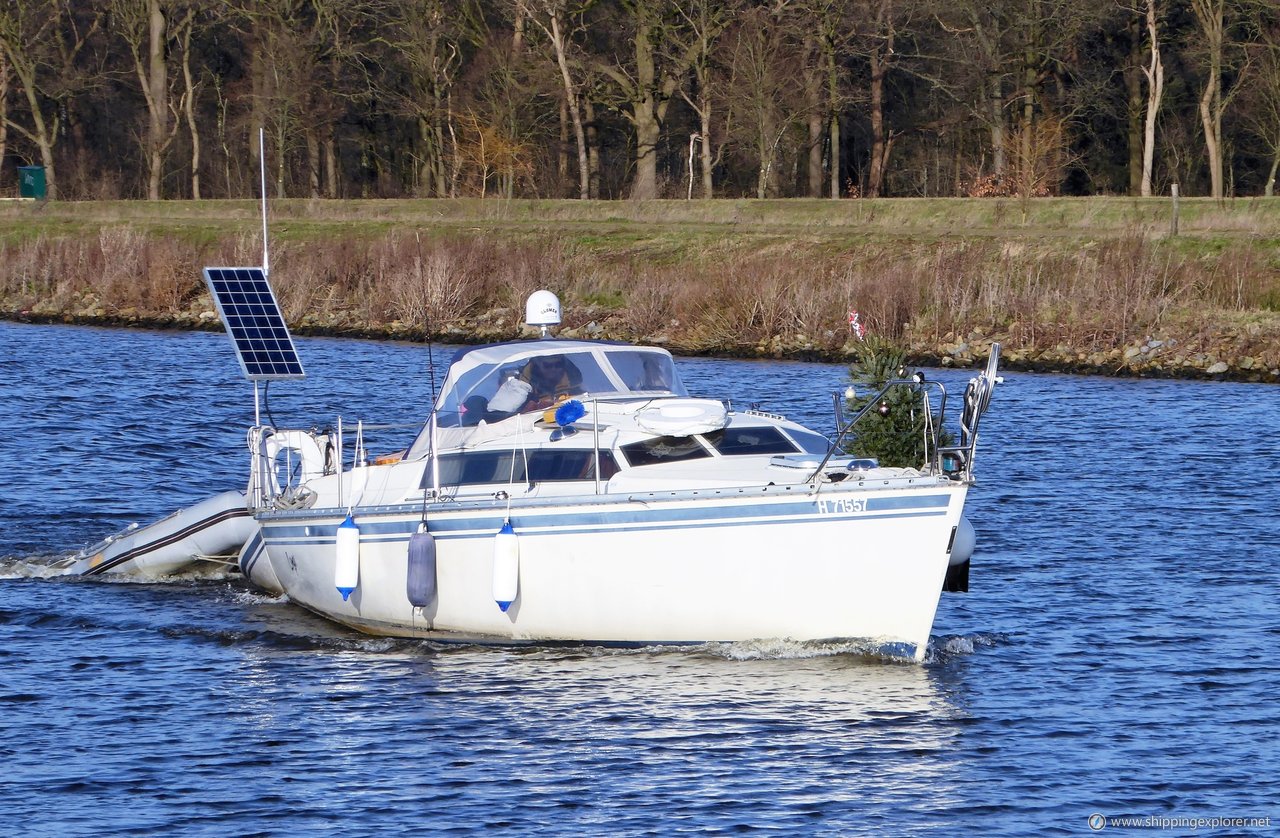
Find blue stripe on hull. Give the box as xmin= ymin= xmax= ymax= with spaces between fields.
xmin=239 ymin=529 xmax=266 ymax=575
xmin=261 ymin=495 xmax=954 ymax=547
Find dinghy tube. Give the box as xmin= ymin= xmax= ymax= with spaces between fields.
xmin=68 ymin=489 xmax=256 ymax=578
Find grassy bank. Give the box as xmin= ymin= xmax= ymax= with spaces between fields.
xmin=1 ymin=198 xmax=1277 ymax=382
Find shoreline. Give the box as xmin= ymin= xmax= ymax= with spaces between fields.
xmin=6 ymin=308 xmax=1276 ymax=384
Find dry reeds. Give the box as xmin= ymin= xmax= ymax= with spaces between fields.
xmin=0 ymin=225 xmax=1275 ymax=366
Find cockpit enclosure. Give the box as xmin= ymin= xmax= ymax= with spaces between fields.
xmin=405 ymin=340 xmax=687 ymax=458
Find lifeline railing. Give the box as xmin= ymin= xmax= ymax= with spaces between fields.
xmin=807 ymin=343 xmax=1002 ymax=484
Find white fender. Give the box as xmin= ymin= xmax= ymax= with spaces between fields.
xmin=950 ymin=516 xmax=976 ymax=567
xmin=492 ymin=521 xmax=519 ymax=612
xmin=335 ymin=515 xmax=360 ymax=601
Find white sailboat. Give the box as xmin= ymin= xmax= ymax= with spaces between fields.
xmin=239 ymin=290 xmax=1001 ymax=660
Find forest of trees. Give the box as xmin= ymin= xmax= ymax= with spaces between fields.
xmin=2 ymin=0 xmax=1280 ymax=203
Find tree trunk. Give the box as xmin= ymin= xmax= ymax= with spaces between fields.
xmin=827 ymin=45 xmax=840 ymax=199
xmin=37 ymin=129 xmax=56 ymax=200
xmin=1266 ymin=142 xmax=1279 ymax=197
xmin=0 ymin=50 xmax=8 ymax=193
xmin=585 ymin=99 xmax=600 ymax=199
xmin=1123 ymin=17 xmax=1142 ymax=195
xmin=989 ymin=72 xmax=1005 ymax=175
xmin=868 ymin=49 xmax=888 ymax=197
xmin=250 ymin=50 xmax=266 ymax=186
xmin=631 ymin=20 xmax=660 ymax=200
xmin=547 ymin=11 xmax=589 ymax=200
xmin=274 ymin=124 xmax=286 ymax=198
xmin=634 ymin=104 xmax=660 ymax=199
xmin=180 ymin=14 xmax=200 ymax=199
xmin=145 ymin=0 xmax=168 ymax=200
xmin=1020 ymin=20 xmax=1037 ymax=197
xmin=805 ymin=37 xmax=822 ymax=197
xmin=306 ymin=128 xmax=320 ymax=197
xmin=700 ymin=100 xmax=713 ymax=198
xmin=8 ymin=54 xmax=58 ymax=199
xmin=324 ymin=135 xmax=337 ymax=198
xmin=1140 ymin=0 xmax=1163 ymax=198
xmin=558 ymin=97 xmax=569 ymax=196
xmin=1192 ymin=0 xmax=1224 ymax=200
xmin=418 ymin=117 xmax=432 ymax=195
xmin=1199 ymin=68 xmax=1222 ymax=199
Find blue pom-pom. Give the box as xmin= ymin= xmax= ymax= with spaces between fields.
xmin=554 ymin=399 xmax=586 ymax=427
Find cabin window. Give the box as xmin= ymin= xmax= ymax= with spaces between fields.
xmin=619 ymin=435 xmax=710 ymax=468
xmin=606 ymin=351 xmax=686 ymax=395
xmin=784 ymin=430 xmax=833 ymax=455
xmin=422 ymin=449 xmax=619 ymax=487
xmin=701 ymin=426 xmax=799 ymax=456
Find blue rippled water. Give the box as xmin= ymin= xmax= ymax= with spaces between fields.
xmin=1 ymin=321 xmax=1277 ymax=836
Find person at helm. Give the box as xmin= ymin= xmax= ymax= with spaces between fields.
xmin=518 ymin=354 xmax=584 ymax=411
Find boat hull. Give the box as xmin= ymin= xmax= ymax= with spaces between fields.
xmin=67 ymin=490 xmax=257 ymax=578
xmin=259 ymin=480 xmax=968 ymax=660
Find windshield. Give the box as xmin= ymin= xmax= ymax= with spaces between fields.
xmin=432 ymin=344 xmax=687 ymax=427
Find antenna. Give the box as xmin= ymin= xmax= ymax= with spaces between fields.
xmin=259 ymin=128 xmax=270 ymax=277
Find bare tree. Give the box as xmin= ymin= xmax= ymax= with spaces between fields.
xmin=522 ymin=0 xmax=590 ymax=199
xmin=594 ymin=0 xmax=704 ymax=200
xmin=1241 ymin=8 xmax=1280 ymax=195
xmin=112 ymin=0 xmax=197 ymax=199
xmin=791 ymin=0 xmax=854 ymax=198
xmin=669 ymin=0 xmax=737 ymax=198
xmin=178 ymin=4 xmax=202 ymax=198
xmin=0 ymin=1 xmax=104 ymax=200
xmin=854 ymin=0 xmax=913 ymax=196
xmin=378 ymin=0 xmax=480 ymax=197
xmin=1139 ymin=0 xmax=1164 ymax=197
xmin=0 ymin=48 xmax=8 ymax=192
xmin=930 ymin=1 xmax=1016 ymax=178
xmin=1192 ymin=0 xmax=1227 ymax=198
xmin=725 ymin=4 xmax=804 ymax=198
xmin=231 ymin=0 xmax=370 ymax=198
xmin=1190 ymin=0 xmax=1253 ymax=199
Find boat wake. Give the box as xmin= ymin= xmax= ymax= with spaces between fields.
xmin=0 ymin=554 xmax=75 ymax=580
xmin=707 ymin=637 xmax=919 ymax=662
xmin=922 ymin=632 xmax=1005 ymax=664
xmin=0 ymin=553 xmax=239 ymax=583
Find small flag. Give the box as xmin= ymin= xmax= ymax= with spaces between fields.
xmin=847 ymin=309 xmax=865 ymax=340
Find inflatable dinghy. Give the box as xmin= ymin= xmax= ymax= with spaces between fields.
xmin=65 ymin=489 xmax=258 ymax=578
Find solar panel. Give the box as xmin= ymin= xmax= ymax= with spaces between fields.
xmin=202 ymin=267 xmax=305 ymax=380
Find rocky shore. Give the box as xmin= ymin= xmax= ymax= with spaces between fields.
xmin=6 ymin=299 xmax=1277 ymax=384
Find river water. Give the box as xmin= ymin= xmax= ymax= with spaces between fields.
xmin=1 ymin=321 xmax=1277 ymax=836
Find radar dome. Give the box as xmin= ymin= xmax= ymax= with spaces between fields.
xmin=525 ymin=290 xmax=562 ymax=335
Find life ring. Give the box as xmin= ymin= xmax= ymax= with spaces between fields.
xmin=634 ymin=399 xmax=728 ymax=436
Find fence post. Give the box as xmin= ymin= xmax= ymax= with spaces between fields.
xmin=1170 ymin=183 xmax=1180 ymax=237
